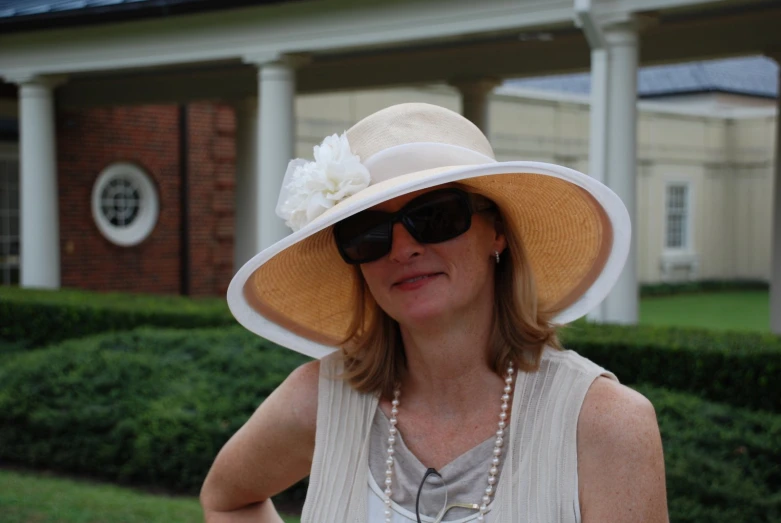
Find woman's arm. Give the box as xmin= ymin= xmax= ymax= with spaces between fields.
xmin=200 ymin=360 xmax=320 ymax=521
xmin=577 ymin=377 xmax=669 ymax=523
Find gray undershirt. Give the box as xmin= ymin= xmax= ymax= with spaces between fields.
xmin=368 ymin=408 xmax=499 ymax=521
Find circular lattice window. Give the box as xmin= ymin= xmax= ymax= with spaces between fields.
xmin=91 ymin=162 xmax=159 ymax=246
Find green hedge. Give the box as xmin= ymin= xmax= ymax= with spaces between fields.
xmin=0 ymin=287 xmax=234 ymax=349
xmin=0 ymin=327 xmax=777 ymax=522
xmin=640 ymin=279 xmax=769 ymax=297
xmin=561 ymin=323 xmax=781 ymax=413
xmin=639 ymin=384 xmax=781 ymax=522
xmin=0 ymin=327 xmax=309 ymax=495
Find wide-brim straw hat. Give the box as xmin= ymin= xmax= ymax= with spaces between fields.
xmin=227 ymin=103 xmax=630 ymax=359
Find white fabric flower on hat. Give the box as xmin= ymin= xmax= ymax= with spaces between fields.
xmin=276 ymin=132 xmax=371 ymax=231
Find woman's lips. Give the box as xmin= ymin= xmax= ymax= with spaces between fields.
xmin=392 ymin=272 xmax=443 ymax=290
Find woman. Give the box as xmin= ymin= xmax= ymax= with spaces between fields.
xmin=200 ymin=103 xmax=668 ymax=522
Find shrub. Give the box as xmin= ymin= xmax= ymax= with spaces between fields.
xmin=561 ymin=323 xmax=781 ymax=413
xmin=640 ymin=384 xmax=781 ymax=522
xmin=0 ymin=287 xmax=234 ymax=349
xmin=0 ymin=327 xmax=310 ymax=494
xmin=0 ymin=327 xmax=778 ymax=522
xmin=640 ymin=279 xmax=769 ymax=297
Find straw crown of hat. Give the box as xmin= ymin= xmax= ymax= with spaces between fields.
xmin=228 ymin=103 xmax=631 ymax=359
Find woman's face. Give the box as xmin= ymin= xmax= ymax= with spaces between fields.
xmin=359 ymin=187 xmax=507 ymax=328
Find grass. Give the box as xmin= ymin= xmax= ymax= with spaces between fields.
xmin=0 ymin=469 xmax=301 ymax=523
xmin=640 ymin=290 xmax=770 ymax=332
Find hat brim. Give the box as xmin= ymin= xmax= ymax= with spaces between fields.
xmin=227 ymin=161 xmax=630 ymax=359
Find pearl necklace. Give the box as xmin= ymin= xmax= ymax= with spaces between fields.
xmin=383 ymin=362 xmax=515 ymax=523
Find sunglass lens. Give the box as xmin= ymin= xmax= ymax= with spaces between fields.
xmin=405 ymin=192 xmax=471 ymax=244
xmin=335 ymin=212 xmax=392 ymax=264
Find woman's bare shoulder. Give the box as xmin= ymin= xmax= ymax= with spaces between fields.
xmin=279 ymin=359 xmax=321 ymax=433
xmin=577 ymin=377 xmax=669 ymax=522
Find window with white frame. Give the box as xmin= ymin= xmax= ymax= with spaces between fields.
xmin=92 ymin=162 xmax=159 ymax=247
xmin=665 ymin=183 xmax=690 ymax=250
xmin=0 ymin=152 xmax=20 ymax=285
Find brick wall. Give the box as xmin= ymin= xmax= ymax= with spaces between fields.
xmin=57 ymin=103 xmax=235 ymax=296
xmin=186 ymin=103 xmax=236 ymax=297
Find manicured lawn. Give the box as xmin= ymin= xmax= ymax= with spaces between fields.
xmin=0 ymin=469 xmax=301 ymax=523
xmin=640 ymin=291 xmax=770 ymax=332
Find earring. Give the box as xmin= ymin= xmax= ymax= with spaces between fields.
xmin=494 ymin=251 xmax=501 ymax=264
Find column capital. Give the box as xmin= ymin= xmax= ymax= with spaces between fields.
xmin=3 ymin=71 xmax=67 ymax=88
xmin=448 ymin=77 xmax=501 ymax=97
xmin=242 ymin=51 xmax=311 ymax=69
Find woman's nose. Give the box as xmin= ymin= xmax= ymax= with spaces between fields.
xmin=388 ymin=222 xmax=423 ymax=262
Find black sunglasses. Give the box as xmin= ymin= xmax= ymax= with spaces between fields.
xmin=333 ymin=188 xmax=495 ymax=265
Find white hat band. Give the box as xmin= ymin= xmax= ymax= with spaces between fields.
xmin=364 ymin=142 xmax=496 ymax=184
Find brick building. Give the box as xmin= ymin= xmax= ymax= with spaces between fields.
xmin=56 ymin=103 xmax=236 ymax=296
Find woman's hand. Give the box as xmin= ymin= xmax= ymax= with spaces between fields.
xmin=577 ymin=377 xmax=669 ymax=523
xmin=200 ymin=360 xmax=320 ymax=521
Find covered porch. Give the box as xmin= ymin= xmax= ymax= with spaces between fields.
xmin=0 ymin=0 xmax=779 ymax=331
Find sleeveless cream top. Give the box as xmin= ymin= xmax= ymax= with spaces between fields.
xmin=301 ymin=347 xmax=617 ymax=523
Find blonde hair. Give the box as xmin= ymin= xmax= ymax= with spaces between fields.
xmin=339 ymin=205 xmax=561 ymax=399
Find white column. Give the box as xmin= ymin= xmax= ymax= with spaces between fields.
xmin=771 ymin=58 xmax=781 ymax=335
xmin=602 ymin=20 xmax=640 ymax=324
xmin=586 ymin=47 xmax=609 ymax=323
xmin=234 ymin=97 xmax=260 ymax=271
xmin=18 ymin=76 xmax=62 ymax=288
xmin=451 ymin=78 xmax=499 ymax=135
xmin=257 ymin=60 xmax=296 ymax=250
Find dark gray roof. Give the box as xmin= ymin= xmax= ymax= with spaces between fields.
xmin=0 ymin=0 xmax=174 ymax=18
xmin=0 ymin=0 xmax=298 ymax=30
xmin=507 ymin=56 xmax=779 ymax=99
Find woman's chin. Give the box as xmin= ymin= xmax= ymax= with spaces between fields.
xmin=390 ymin=300 xmax=454 ymax=328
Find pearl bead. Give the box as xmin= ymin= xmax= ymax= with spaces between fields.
xmin=495 ymin=437 xmax=504 ymax=447
xmin=493 ymin=447 xmax=502 ymax=456
xmin=488 ymin=475 xmax=497 ymax=485
xmin=384 ymin=508 xmax=392 ymax=516
xmin=496 ymin=428 xmax=504 ymax=437
xmin=392 ymin=399 xmax=399 ymax=407
xmin=384 ymin=499 xmax=391 ymax=507
xmin=477 ymin=516 xmax=485 ymax=522
xmin=480 ymin=503 xmax=488 ymax=512
xmin=504 ymin=385 xmax=512 ymax=393
xmin=498 ymin=420 xmax=506 ymax=429
xmin=492 ymin=456 xmax=500 ymax=466
xmin=387 ymin=436 xmax=395 ymax=445
xmin=483 ymin=494 xmax=491 ymax=505
xmin=499 ymin=411 xmax=507 ymax=420
xmin=501 ymin=393 xmax=510 ymax=402
xmin=490 ymin=465 xmax=498 ymax=475
xmin=505 ymin=376 xmax=513 ymax=384
xmin=385 ymin=487 xmax=392 ymax=496
xmin=385 ymin=469 xmax=393 ymax=477
xmin=387 ymin=447 xmax=394 ymax=455
xmin=389 ymin=426 xmax=397 ymax=435
xmin=389 ymin=418 xmax=398 ymax=425
xmin=385 ymin=477 xmax=392 ymax=486
xmin=391 ymin=407 xmax=398 ymax=416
